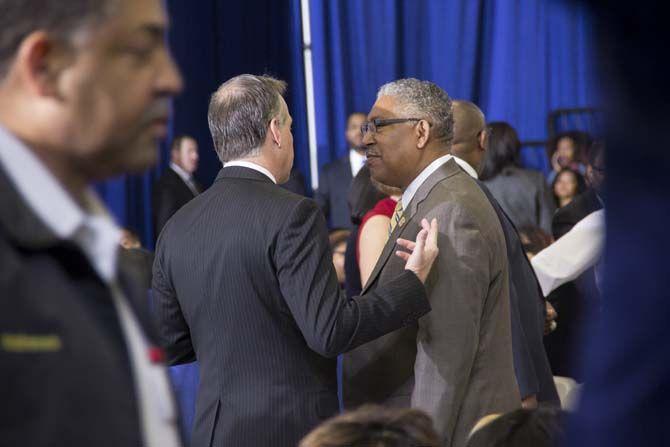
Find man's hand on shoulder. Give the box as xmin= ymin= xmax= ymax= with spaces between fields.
xmin=395 ymin=218 xmax=439 ymax=283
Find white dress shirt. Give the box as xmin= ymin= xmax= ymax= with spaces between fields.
xmin=450 ymin=156 xmax=479 ymax=180
xmin=170 ymin=162 xmax=199 ymax=196
xmin=402 ymin=154 xmax=454 ymax=208
xmin=349 ymin=148 xmax=367 ymax=178
xmin=531 ymin=209 xmax=606 ymax=297
xmin=0 ymin=125 xmax=181 ymax=447
xmin=224 ymin=160 xmax=277 ymax=183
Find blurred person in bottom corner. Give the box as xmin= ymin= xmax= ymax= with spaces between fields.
xmin=466 ymin=408 xmax=565 ymax=447
xmin=299 ymin=404 xmax=440 ymax=447
xmin=0 ymin=0 xmax=184 ymax=446
xmin=152 ymin=74 xmax=440 ymax=447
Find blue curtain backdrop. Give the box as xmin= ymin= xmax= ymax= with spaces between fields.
xmin=310 ymin=0 xmax=597 ymax=174
xmin=96 ymin=0 xmax=597 ymax=248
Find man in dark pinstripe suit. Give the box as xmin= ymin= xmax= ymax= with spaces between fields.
xmin=152 ymin=74 xmax=439 ymax=447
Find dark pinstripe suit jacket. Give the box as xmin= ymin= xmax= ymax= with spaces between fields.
xmin=152 ymin=166 xmax=430 ymax=447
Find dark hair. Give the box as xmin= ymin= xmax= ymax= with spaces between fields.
xmin=0 ymin=0 xmax=118 ymax=77
xmin=299 ymin=404 xmax=440 ymax=447
xmin=551 ymin=168 xmax=586 ymax=207
xmin=208 ymin=74 xmax=287 ymax=163
xmin=547 ymin=131 xmax=593 ymax=165
xmin=170 ymin=134 xmax=195 ymax=153
xmin=328 ymin=229 xmax=350 ymax=250
xmin=518 ymin=226 xmax=553 ymax=255
xmin=466 ymin=408 xmax=565 ymax=447
xmin=587 ymin=140 xmax=605 ymax=167
xmin=348 ymin=165 xmax=386 ymax=225
xmin=479 ymin=122 xmax=521 ymax=180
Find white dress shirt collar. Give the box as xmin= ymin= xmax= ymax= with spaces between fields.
xmin=169 ymin=161 xmax=193 ymax=183
xmin=224 ymin=160 xmax=277 ymax=184
xmin=349 ymin=148 xmax=366 ymax=177
xmin=450 ymin=155 xmax=479 ymax=179
xmin=0 ymin=125 xmax=120 ymax=282
xmin=401 ymin=154 xmax=453 ymax=208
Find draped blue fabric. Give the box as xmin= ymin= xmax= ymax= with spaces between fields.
xmin=310 ymin=0 xmax=598 ymax=176
xmin=97 ymin=0 xmax=597 ymax=245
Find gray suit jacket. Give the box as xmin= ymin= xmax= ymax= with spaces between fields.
xmin=343 ymin=159 xmax=520 ymax=447
xmin=482 ymin=166 xmax=555 ymax=233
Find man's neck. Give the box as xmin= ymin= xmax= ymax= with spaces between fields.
xmin=0 ymin=113 xmax=89 ymax=206
xmin=402 ymin=150 xmax=447 ymax=190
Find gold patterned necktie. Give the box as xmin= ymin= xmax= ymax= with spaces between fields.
xmin=388 ymin=199 xmax=404 ymax=235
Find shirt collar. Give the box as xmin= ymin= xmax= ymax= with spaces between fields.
xmin=401 ymin=154 xmax=453 ymax=208
xmin=169 ymin=162 xmax=192 ymax=183
xmin=450 ymin=156 xmax=479 ymax=179
xmin=0 ymin=124 xmax=121 ymax=282
xmin=349 ymin=148 xmax=366 ymax=177
xmin=224 ymin=160 xmax=277 ymax=184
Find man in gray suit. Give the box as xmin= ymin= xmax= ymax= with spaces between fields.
xmin=343 ymin=79 xmax=520 ymax=447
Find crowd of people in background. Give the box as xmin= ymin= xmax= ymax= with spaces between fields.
xmin=0 ymin=1 xmax=608 ymax=446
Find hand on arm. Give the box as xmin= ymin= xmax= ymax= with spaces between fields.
xmin=394 ymin=218 xmax=439 ymax=283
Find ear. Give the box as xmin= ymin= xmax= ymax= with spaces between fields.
xmin=269 ymin=117 xmax=282 ymax=148
xmin=14 ymin=31 xmax=70 ymax=98
xmin=415 ymin=119 xmax=431 ymax=149
xmin=478 ymin=129 xmax=488 ymax=152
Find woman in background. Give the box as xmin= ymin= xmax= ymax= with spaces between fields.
xmin=547 ymin=131 xmax=590 ymax=184
xmin=552 ymin=168 xmax=586 ymax=208
xmin=357 ymin=180 xmax=402 ymax=287
xmin=481 ymin=122 xmax=556 ymax=233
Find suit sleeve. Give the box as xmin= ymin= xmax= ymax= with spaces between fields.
xmin=274 ymin=198 xmax=431 ymax=358
xmin=151 ymin=230 xmax=196 ymax=365
xmin=508 ymin=279 xmax=539 ymax=399
xmin=410 ymin=202 xmax=495 ymax=442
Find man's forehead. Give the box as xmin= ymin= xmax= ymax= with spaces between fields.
xmin=97 ymin=0 xmax=168 ymax=36
xmin=368 ymin=95 xmax=398 ymax=119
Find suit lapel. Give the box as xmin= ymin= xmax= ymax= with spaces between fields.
xmin=360 ymin=159 xmax=462 ymax=294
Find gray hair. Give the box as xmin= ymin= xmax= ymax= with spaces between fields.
xmin=208 ymin=74 xmax=287 ymax=163
xmin=0 ymin=0 xmax=118 ymax=77
xmin=378 ymin=78 xmax=454 ymax=145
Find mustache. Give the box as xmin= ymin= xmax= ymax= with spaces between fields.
xmin=365 ymin=147 xmax=380 ymax=157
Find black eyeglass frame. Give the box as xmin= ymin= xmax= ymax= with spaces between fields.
xmin=360 ymin=118 xmax=426 ymax=136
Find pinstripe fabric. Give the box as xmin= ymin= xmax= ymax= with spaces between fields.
xmin=343 ymin=160 xmax=520 ymax=447
xmin=152 ymin=166 xmax=430 ymax=447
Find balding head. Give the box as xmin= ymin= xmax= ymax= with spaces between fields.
xmin=208 ymin=74 xmax=287 ymax=163
xmin=451 ymin=100 xmax=487 ymax=174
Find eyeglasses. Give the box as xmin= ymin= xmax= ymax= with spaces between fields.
xmin=360 ymin=118 xmax=424 ymax=136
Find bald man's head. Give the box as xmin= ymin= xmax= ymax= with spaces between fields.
xmin=451 ymin=100 xmax=487 ymax=173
